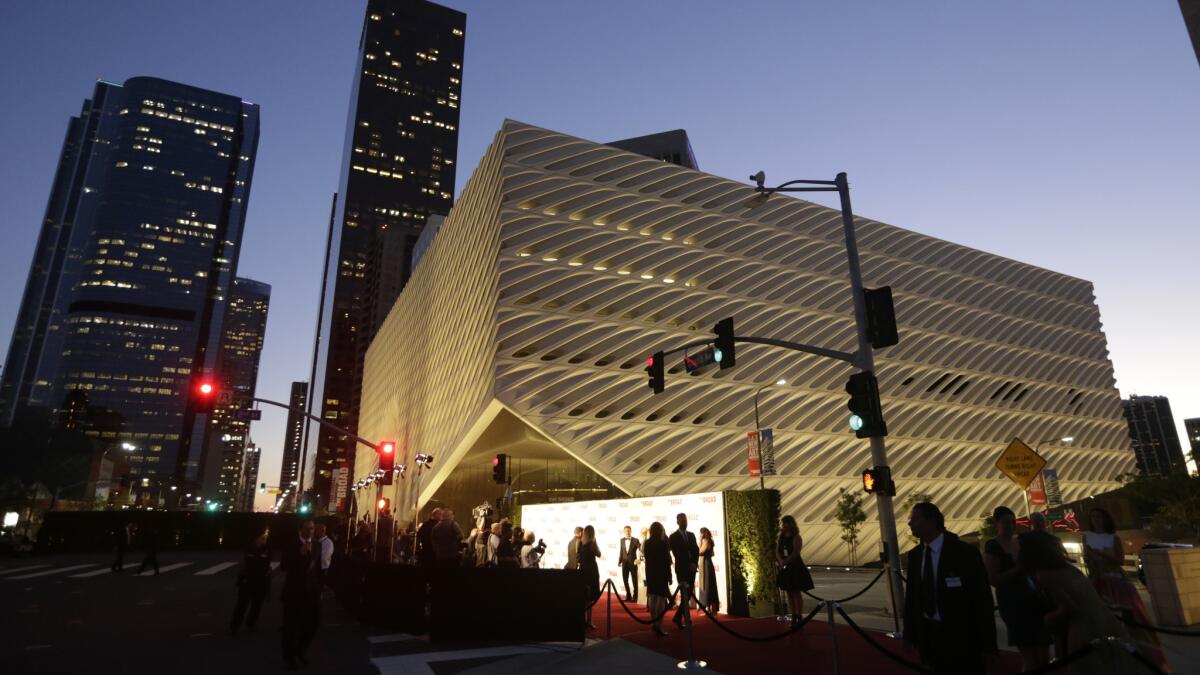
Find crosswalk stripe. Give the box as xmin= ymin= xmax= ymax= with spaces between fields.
xmin=6 ymin=564 xmax=96 ymax=580
xmin=194 ymin=561 xmax=238 ymax=576
xmin=70 ymin=568 xmax=114 ymax=578
xmin=0 ymin=565 xmax=49 ymax=576
xmin=137 ymin=562 xmax=193 ymax=576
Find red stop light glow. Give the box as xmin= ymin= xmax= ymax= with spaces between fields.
xmin=377 ymin=498 xmax=388 ymax=511
xmin=380 ymin=441 xmax=395 ymax=455
xmin=646 ymin=356 xmax=655 ymax=367
xmin=198 ymin=382 xmax=214 ymax=396
xmin=492 ymin=456 xmax=499 ymax=466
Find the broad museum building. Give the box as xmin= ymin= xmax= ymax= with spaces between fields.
xmin=353 ymin=120 xmax=1134 ymax=564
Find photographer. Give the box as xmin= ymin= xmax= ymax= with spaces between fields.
xmin=520 ymin=531 xmax=546 ymax=569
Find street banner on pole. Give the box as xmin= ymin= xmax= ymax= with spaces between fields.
xmin=333 ymin=467 xmax=349 ymax=510
xmin=995 ymin=437 xmax=1047 ymax=489
xmin=1041 ymin=468 xmax=1063 ymax=508
xmin=1026 ymin=472 xmax=1047 ymax=506
xmin=759 ymin=428 xmax=777 ymax=477
xmin=746 ymin=431 xmax=762 ymax=478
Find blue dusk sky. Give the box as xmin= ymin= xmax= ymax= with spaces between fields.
xmin=1 ymin=1 xmax=1197 ymax=497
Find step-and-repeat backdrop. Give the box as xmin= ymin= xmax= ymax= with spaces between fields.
xmin=521 ymin=491 xmax=728 ymax=613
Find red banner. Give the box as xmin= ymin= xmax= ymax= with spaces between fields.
xmin=1027 ymin=472 xmax=1047 ymax=506
xmin=746 ymin=431 xmax=762 ymax=478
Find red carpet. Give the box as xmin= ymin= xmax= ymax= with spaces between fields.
xmin=589 ymin=591 xmax=1024 ymax=675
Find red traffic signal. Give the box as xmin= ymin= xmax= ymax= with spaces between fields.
xmin=377 ymin=497 xmax=390 ymax=512
xmin=492 ymin=453 xmax=507 ymax=484
xmin=379 ymin=441 xmax=396 ymax=483
xmin=194 ymin=380 xmax=218 ymax=413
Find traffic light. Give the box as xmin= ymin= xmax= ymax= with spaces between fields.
xmin=194 ymin=380 xmax=217 ymax=413
xmin=492 ymin=453 xmax=508 ymax=484
xmin=379 ymin=441 xmax=396 ymax=484
xmin=863 ymin=286 xmax=899 ymax=349
xmin=713 ymin=317 xmax=735 ymax=369
xmin=376 ymin=497 xmax=390 ymax=513
xmin=861 ymin=466 xmax=895 ymax=496
xmin=645 ymin=352 xmax=665 ymax=394
xmin=846 ymin=371 xmax=887 ymax=438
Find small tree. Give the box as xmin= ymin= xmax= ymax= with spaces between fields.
xmin=835 ymin=487 xmax=868 ymax=566
xmin=899 ymin=491 xmax=934 ymax=546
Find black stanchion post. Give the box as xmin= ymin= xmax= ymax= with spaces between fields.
xmin=827 ymin=601 xmax=842 ymax=675
xmin=677 ymin=591 xmax=707 ymax=670
xmin=606 ymin=579 xmax=612 ymax=640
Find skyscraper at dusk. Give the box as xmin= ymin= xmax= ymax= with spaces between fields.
xmin=307 ymin=0 xmax=465 ymax=509
xmin=279 ymin=380 xmax=308 ymax=492
xmin=200 ymin=277 xmax=270 ymax=507
xmin=0 ymin=76 xmax=259 ymax=486
xmin=1122 ymin=394 xmax=1186 ymax=476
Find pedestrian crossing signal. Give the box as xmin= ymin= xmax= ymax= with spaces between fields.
xmin=861 ymin=466 xmax=895 ymax=496
xmin=377 ymin=497 xmax=390 ymax=512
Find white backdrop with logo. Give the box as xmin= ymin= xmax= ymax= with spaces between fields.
xmin=521 ymin=491 xmax=728 ymax=614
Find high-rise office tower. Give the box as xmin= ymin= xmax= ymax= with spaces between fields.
xmin=0 ymin=77 xmax=259 ymax=485
xmin=200 ymin=277 xmax=270 ymax=506
xmin=279 ymin=381 xmax=308 ymax=491
xmin=1184 ymin=417 xmax=1200 ymax=466
xmin=236 ymin=443 xmax=261 ymax=512
xmin=1122 ymin=395 xmax=1186 ymax=476
xmin=308 ymin=0 xmax=465 ymax=509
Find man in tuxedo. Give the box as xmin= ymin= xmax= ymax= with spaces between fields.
xmin=668 ymin=513 xmax=699 ymax=627
xmin=564 ymin=526 xmax=583 ymax=569
xmin=619 ymin=525 xmax=641 ymax=602
xmin=281 ymin=520 xmax=322 ymax=670
xmin=902 ymin=502 xmax=996 ymax=675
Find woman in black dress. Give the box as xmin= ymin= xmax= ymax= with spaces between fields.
xmin=776 ymin=515 xmax=814 ymax=625
xmin=643 ymin=521 xmax=673 ymax=636
xmin=580 ymin=524 xmax=602 ymax=629
xmin=985 ymin=506 xmax=1050 ymax=671
xmin=696 ymin=527 xmax=720 ymax=614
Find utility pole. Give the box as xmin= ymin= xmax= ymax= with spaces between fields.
xmin=834 ymin=173 xmax=906 ymax=625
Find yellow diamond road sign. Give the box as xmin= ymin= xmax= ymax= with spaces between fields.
xmin=995 ymin=438 xmax=1047 ymax=489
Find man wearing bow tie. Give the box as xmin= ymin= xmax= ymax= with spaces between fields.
xmin=619 ymin=525 xmax=641 ymax=603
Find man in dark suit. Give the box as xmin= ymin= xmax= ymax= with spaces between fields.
xmin=902 ymin=502 xmax=997 ymax=675
xmin=281 ymin=520 xmax=322 ymax=670
xmin=668 ymin=513 xmax=699 ymax=627
xmin=564 ymin=526 xmax=582 ymax=569
xmin=619 ymin=525 xmax=641 ymax=602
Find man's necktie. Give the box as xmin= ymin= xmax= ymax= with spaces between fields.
xmin=921 ymin=545 xmax=937 ymax=618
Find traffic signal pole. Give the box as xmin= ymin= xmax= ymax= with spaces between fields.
xmin=833 ymin=172 xmax=906 ymax=631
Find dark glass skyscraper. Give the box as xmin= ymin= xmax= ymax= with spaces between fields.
xmin=0 ymin=77 xmax=259 ymax=485
xmin=1121 ymin=394 xmax=1186 ymax=476
xmin=308 ymin=0 xmax=465 ymax=509
xmin=279 ymin=381 xmax=308 ymax=492
xmin=200 ymin=277 xmax=270 ymax=507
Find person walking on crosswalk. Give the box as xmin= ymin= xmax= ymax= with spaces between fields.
xmin=137 ymin=524 xmax=160 ymax=576
xmin=230 ymin=532 xmax=272 ymax=634
xmin=111 ymin=521 xmax=134 ymax=572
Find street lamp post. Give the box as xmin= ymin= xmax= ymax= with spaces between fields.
xmin=749 ymin=171 xmax=906 ymax=628
xmin=752 ymin=379 xmax=787 ymax=491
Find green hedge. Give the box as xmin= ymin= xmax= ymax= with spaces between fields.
xmin=724 ymin=489 xmax=780 ymax=617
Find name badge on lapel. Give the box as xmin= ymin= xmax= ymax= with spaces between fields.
xmin=945 ymin=576 xmax=963 ymax=588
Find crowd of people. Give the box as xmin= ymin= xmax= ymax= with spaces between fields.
xmin=903 ymin=502 xmax=1171 ymax=675
xmin=102 ymin=497 xmax=1174 ymax=672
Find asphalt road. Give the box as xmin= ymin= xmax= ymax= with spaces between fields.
xmin=1 ymin=551 xmax=376 ymax=675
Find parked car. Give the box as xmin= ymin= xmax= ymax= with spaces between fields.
xmin=1137 ymin=542 xmax=1194 ymax=585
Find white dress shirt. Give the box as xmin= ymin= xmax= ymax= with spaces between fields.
xmin=318 ymin=535 xmax=333 ymax=570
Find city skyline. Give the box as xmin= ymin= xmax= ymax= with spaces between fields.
xmin=1 ymin=2 xmax=1198 ymax=501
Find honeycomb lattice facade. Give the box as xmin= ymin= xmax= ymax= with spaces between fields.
xmin=354 ymin=120 xmax=1134 ymax=564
